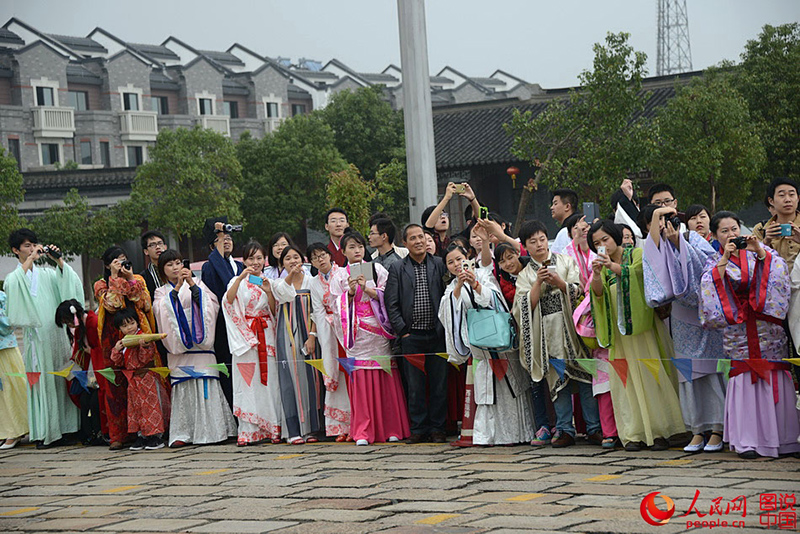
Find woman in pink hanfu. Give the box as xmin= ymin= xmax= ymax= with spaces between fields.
xmin=330 ymin=230 xmax=410 ymax=445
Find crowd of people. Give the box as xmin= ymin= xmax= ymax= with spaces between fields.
xmin=0 ymin=178 xmax=799 ymax=460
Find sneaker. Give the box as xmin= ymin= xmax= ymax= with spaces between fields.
xmin=144 ymin=436 xmax=164 ymax=450
xmin=129 ymin=437 xmax=146 ymax=451
xmin=388 ymin=436 xmax=400 ymax=443
xmin=551 ymin=432 xmax=575 ymax=448
xmin=355 ymin=439 xmax=369 ymax=446
xmin=530 ymin=426 xmax=552 ymax=447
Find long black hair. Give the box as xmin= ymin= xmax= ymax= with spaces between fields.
xmin=55 ymin=299 xmax=87 ymax=349
xmin=101 ymin=245 xmax=126 ymax=283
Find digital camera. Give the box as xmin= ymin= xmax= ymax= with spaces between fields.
xmin=732 ymin=236 xmax=748 ymax=250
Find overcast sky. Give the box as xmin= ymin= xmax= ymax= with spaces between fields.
xmin=2 ymin=0 xmax=798 ymax=88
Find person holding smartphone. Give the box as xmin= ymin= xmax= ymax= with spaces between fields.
xmin=423 ymin=182 xmax=482 ymax=257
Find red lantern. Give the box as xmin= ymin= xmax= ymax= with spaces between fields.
xmin=507 ymin=166 xmax=520 ymax=188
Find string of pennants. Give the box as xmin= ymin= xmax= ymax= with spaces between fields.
xmin=3 ymin=356 xmax=800 ymax=392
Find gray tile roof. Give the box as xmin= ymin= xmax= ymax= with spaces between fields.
xmin=430 ymin=75 xmax=454 ymax=84
xmin=129 ymin=42 xmax=181 ymax=62
xmin=222 ymin=77 xmax=249 ymax=95
xmin=0 ymin=27 xmax=24 ymax=45
xmin=471 ymin=77 xmax=505 ymax=86
xmin=293 ymin=68 xmax=339 ymax=79
xmin=288 ymin=83 xmax=311 ymax=98
xmin=46 ymin=33 xmax=107 ymax=53
xmin=360 ymin=72 xmax=398 ymax=83
xmin=200 ymin=50 xmax=245 ymax=66
xmin=66 ymin=63 xmax=102 ymax=85
xmin=23 ymin=167 xmax=136 ymax=190
xmin=150 ymin=69 xmax=179 ymax=90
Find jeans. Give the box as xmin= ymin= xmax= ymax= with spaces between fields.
xmin=400 ymin=330 xmax=447 ymax=436
xmin=553 ymin=380 xmax=601 ymax=437
xmin=531 ymin=378 xmax=550 ymax=430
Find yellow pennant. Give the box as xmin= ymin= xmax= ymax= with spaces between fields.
xmin=641 ymin=359 xmax=661 ymax=384
xmin=436 ymin=352 xmax=449 ymax=360
xmin=784 ymin=358 xmax=800 ymax=366
xmin=150 ymin=367 xmax=171 ymax=379
xmin=49 ymin=363 xmax=74 ymax=378
xmin=304 ymin=359 xmax=328 ymax=377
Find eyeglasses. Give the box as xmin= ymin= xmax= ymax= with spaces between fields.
xmin=216 ymin=236 xmax=233 ymax=243
xmin=146 ymin=241 xmax=166 ymax=249
xmin=652 ymin=198 xmax=676 ymax=206
xmin=440 ymin=212 xmax=449 ymax=219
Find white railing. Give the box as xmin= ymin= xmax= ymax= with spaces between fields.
xmin=199 ymin=115 xmax=230 ymax=137
xmin=31 ymin=106 xmax=75 ymax=138
xmin=264 ymin=117 xmax=284 ymax=134
xmin=120 ymin=111 xmax=158 ymax=141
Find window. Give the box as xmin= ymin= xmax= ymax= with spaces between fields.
xmin=67 ymin=91 xmax=89 ymax=110
xmin=123 ymin=92 xmax=139 ymax=111
xmin=198 ymin=98 xmax=213 ymax=115
xmin=8 ymin=139 xmax=21 ymax=171
xmin=36 ymin=86 xmax=55 ymax=106
xmin=127 ymin=146 xmax=144 ymax=167
xmin=80 ymin=141 xmax=92 ymax=165
xmin=222 ymin=101 xmax=239 ymax=119
xmin=151 ymin=96 xmax=169 ymax=115
xmin=41 ymin=143 xmax=59 ymax=165
xmin=100 ymin=141 xmax=110 ymax=167
xmin=291 ymin=104 xmax=306 ymax=116
xmin=265 ymin=102 xmax=279 ymax=118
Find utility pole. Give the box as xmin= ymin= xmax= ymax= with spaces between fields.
xmin=397 ymin=0 xmax=438 ymax=226
xmin=656 ymin=0 xmax=693 ymax=76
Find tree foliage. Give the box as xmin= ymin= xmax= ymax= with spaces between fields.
xmin=505 ymin=32 xmax=653 ymax=213
xmin=326 ymin=164 xmax=375 ymax=235
xmin=237 ymin=116 xmax=348 ymax=242
xmin=130 ymin=127 xmax=243 ymax=239
xmin=651 ymin=77 xmax=765 ymax=213
xmin=0 ymin=148 xmax=24 ymax=252
xmin=373 ymin=158 xmax=410 ymax=227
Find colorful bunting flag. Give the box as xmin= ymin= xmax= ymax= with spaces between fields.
xmin=49 ymin=363 xmax=74 ymax=378
xmin=671 ymin=358 xmax=694 ymax=383
xmin=488 ymin=359 xmax=509 ymax=381
xmin=5 ymin=372 xmax=25 ymax=379
xmin=72 ymin=370 xmax=90 ymax=392
xmin=403 ymin=353 xmax=427 ymax=374
xmin=179 ymin=366 xmax=207 ymax=379
xmin=207 ymin=363 xmax=230 ymax=377
xmin=744 ymin=359 xmax=772 ymax=383
xmin=0 ymin=376 xmax=3 ymax=391
xmin=716 ymin=359 xmax=731 ymax=376
xmin=784 ymin=358 xmax=800 ymax=366
xmin=436 ymin=352 xmax=449 ymax=360
xmin=450 ymin=362 xmax=460 ymax=370
xmin=609 ymin=359 xmax=628 ymax=387
xmin=96 ymin=367 xmax=118 ymax=385
xmin=641 ymin=359 xmax=661 ymax=384
xmin=575 ymin=358 xmax=598 ymax=377
xmin=371 ymin=354 xmax=393 ymax=375
xmin=237 ymin=362 xmax=256 ymax=387
xmin=549 ymin=358 xmax=566 ymax=380
xmin=150 ymin=367 xmax=171 ymax=379
xmin=26 ymin=372 xmax=41 ymax=387
xmin=122 ymin=370 xmax=135 ymax=383
xmin=304 ymin=359 xmax=328 ymax=377
xmin=337 ymin=357 xmax=356 ymax=376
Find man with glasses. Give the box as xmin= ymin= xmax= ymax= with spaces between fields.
xmin=369 ymin=217 xmax=408 ymax=269
xmin=140 ymin=230 xmax=167 ymax=305
xmin=647 ymin=184 xmax=686 ymax=232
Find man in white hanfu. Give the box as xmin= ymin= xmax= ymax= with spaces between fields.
xmin=5 ymin=229 xmax=83 ymax=447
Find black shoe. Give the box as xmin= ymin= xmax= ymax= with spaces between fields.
xmin=129 ymin=437 xmax=146 ymax=451
xmin=651 ymin=438 xmax=670 ymax=451
xmin=405 ymin=433 xmax=428 ymax=444
xmin=738 ymin=450 xmax=758 ymax=460
xmin=624 ymin=441 xmax=642 ymax=452
xmin=144 ymin=436 xmax=164 ymax=450
xmin=430 ymin=431 xmax=447 ymax=444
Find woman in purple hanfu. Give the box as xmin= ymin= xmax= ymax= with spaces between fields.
xmin=698 ymin=212 xmax=800 ymax=459
xmin=643 ymin=206 xmax=727 ymax=453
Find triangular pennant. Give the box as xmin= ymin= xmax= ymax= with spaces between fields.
xmin=488 ymin=359 xmax=509 ymax=381
xmin=371 ymin=354 xmax=393 ymax=375
xmin=207 ymin=363 xmax=230 ymax=377
xmin=609 ymin=359 xmax=628 ymax=387
xmin=337 ymin=357 xmax=356 ymax=376
xmin=576 ymin=358 xmax=598 ymax=377
xmin=26 ymin=372 xmax=41 ymax=387
xmin=304 ymin=359 xmax=328 ymax=377
xmin=73 ymin=370 xmax=90 ymax=392
xmin=150 ymin=367 xmax=172 ymax=379
xmin=784 ymin=358 xmax=800 ymax=366
xmin=641 ymin=359 xmax=661 ymax=384
xmin=450 ymin=362 xmax=460 ymax=370
xmin=49 ymin=363 xmax=74 ymax=379
xmin=237 ymin=362 xmax=256 ymax=387
xmin=403 ymin=353 xmax=427 ymax=374
xmin=179 ymin=366 xmax=206 ymax=379
xmin=716 ymin=358 xmax=731 ymax=376
xmin=0 ymin=376 xmax=3 ymax=391
xmin=436 ymin=352 xmax=449 ymax=360
xmin=97 ymin=367 xmax=118 ymax=386
xmin=5 ymin=372 xmax=25 ymax=378
xmin=745 ymin=359 xmax=772 ymax=383
xmin=671 ymin=358 xmax=694 ymax=383
xmin=549 ymin=358 xmax=566 ymax=380
xmin=122 ymin=370 xmax=135 ymax=383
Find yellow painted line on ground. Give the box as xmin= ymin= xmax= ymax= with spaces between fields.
xmin=416 ymin=513 xmax=461 ymax=525
xmin=506 ymin=493 xmax=545 ymax=502
xmin=101 ymin=485 xmax=141 ymax=493
xmin=0 ymin=507 xmax=39 ymax=516
xmin=275 ymin=454 xmax=303 ymax=460
xmin=585 ymin=474 xmax=622 ymax=482
xmin=659 ymin=459 xmax=692 ymax=466
xmin=196 ymin=468 xmax=230 ymax=475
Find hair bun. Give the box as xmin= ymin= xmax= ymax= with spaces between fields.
xmin=69 ymin=306 xmax=76 ymax=315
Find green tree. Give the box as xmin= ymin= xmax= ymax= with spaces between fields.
xmin=505 ymin=32 xmax=653 ymax=232
xmin=0 ymin=147 xmax=24 ymax=251
xmin=238 ymin=116 xmax=348 ymax=242
xmin=373 ymin=158 xmax=410 ymax=227
xmin=130 ymin=127 xmax=243 ymax=241
xmin=326 ymin=164 xmax=375 ymax=235
xmin=651 ymin=76 xmax=765 ymax=213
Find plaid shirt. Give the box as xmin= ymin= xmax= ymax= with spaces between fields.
xmin=410 ymin=256 xmax=436 ymax=330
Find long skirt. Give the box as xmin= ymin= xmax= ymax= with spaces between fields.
xmin=349 ymin=360 xmax=409 ymax=443
xmin=233 ymin=348 xmax=282 ymax=444
xmin=169 ymin=377 xmax=236 ymax=446
xmin=0 ymin=346 xmax=28 ymax=439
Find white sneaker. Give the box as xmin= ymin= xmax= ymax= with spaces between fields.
xmin=388 ymin=436 xmax=400 ymax=442
xmin=356 ymin=439 xmax=369 ymax=446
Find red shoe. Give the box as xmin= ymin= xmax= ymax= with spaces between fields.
xmin=335 ymin=434 xmax=347 ymax=442
xmin=169 ymin=440 xmax=187 ymax=449
xmin=305 ymin=436 xmax=319 ymax=443
xmin=289 ymin=437 xmax=305 ymax=445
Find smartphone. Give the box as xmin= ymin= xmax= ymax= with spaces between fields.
xmin=583 ymin=202 xmax=600 ymax=222
xmin=780 ymin=223 xmax=793 ymax=237
xmin=597 ymin=246 xmax=607 ymax=256
xmin=461 ymin=259 xmax=476 ymax=274
xmin=454 ymin=183 xmax=466 ymax=194
xmin=183 ymin=259 xmax=191 ymax=270
xmin=479 ymin=206 xmax=489 ymax=220
xmin=248 ymin=274 xmax=264 ymax=285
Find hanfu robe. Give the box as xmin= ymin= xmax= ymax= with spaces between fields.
xmin=69 ymin=311 xmax=107 ymax=440
xmin=154 ymin=279 xmax=236 ymax=445
xmin=330 ymin=262 xmax=410 ymax=443
xmin=0 ymin=291 xmax=28 ymax=440
xmin=5 ymin=263 xmax=82 ymax=445
xmin=223 ymin=276 xmax=283 ymax=444
xmin=440 ymin=267 xmax=533 ymax=445
xmin=699 ymin=247 xmax=800 ymax=457
xmin=110 ymin=329 xmax=170 ymax=437
xmin=644 ymin=230 xmax=726 ymax=435
xmin=309 ymin=265 xmax=352 ymax=437
xmin=272 ymin=274 xmax=324 ymax=440
xmin=591 ymin=247 xmax=685 ymax=447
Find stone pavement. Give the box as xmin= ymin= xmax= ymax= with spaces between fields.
xmin=0 ymin=439 xmax=798 ymax=534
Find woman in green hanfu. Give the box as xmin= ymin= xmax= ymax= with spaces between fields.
xmin=588 ymin=220 xmax=684 ymax=451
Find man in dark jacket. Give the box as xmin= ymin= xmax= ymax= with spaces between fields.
xmin=385 ymin=224 xmax=448 ymax=443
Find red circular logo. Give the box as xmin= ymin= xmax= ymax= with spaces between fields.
xmin=640 ymin=491 xmax=676 ymax=526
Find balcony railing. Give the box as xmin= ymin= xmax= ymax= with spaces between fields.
xmin=264 ymin=117 xmax=284 ymax=134
xmin=120 ymin=111 xmax=159 ymax=142
xmin=32 ymin=106 xmax=75 ymax=138
xmin=198 ymin=115 xmax=230 ymax=137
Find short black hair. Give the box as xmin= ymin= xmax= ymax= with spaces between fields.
xmin=618 ymin=223 xmax=635 ymax=239
xmin=420 ymin=205 xmax=436 ymax=227
xmin=242 ymin=240 xmax=266 ymax=262
xmin=112 ymin=306 xmax=139 ymax=329
xmin=8 ymin=228 xmax=38 ymax=255
xmin=279 ymin=244 xmax=305 ymax=267
xmin=636 ymin=204 xmax=660 ymax=236
xmin=101 ymin=245 xmax=127 ymax=282
xmin=518 ymin=220 xmax=548 ymax=245
xmin=444 ymin=242 xmax=469 ymax=261
xmin=306 ymin=242 xmax=331 ymax=261
xmin=766 ymin=177 xmax=800 ymax=203
xmin=157 ymin=249 xmax=182 ymax=281
xmin=325 ymin=207 xmax=348 ymax=223
xmin=563 ymin=212 xmax=585 ymax=237
xmin=494 ymin=242 xmax=518 ymax=261
xmin=710 ymin=211 xmax=742 ymax=235
xmin=685 ymin=204 xmax=710 ymax=221
xmin=140 ymin=230 xmax=166 ymax=251
xmin=402 ymin=223 xmax=424 ymax=242
xmin=341 ymin=229 xmax=367 ymax=251
xmin=372 ymin=218 xmax=396 ymax=244
xmin=552 ymin=189 xmax=578 ymax=213
xmin=587 ymin=219 xmax=623 ymax=253
xmin=646 ymin=183 xmax=675 ymax=203
xmin=267 ymin=232 xmax=295 ymax=268
xmin=369 ymin=211 xmax=390 ymax=227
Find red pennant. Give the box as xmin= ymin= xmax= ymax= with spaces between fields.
xmin=122 ymin=370 xmax=135 ymax=383
xmin=488 ymin=359 xmax=509 ymax=381
xmin=745 ymin=359 xmax=772 ymax=384
xmin=26 ymin=372 xmax=41 ymax=387
xmin=404 ymin=353 xmax=427 ymax=374
xmin=609 ymin=359 xmax=628 ymax=387
xmin=237 ymin=362 xmax=256 ymax=387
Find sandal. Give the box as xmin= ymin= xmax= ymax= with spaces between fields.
xmin=271 ymin=438 xmax=282 ymax=444
xmin=601 ymin=437 xmax=618 ymax=449
xmin=335 ymin=434 xmax=348 ymax=443
xmin=304 ymin=436 xmax=319 ymax=443
xmin=289 ymin=437 xmax=305 ymax=445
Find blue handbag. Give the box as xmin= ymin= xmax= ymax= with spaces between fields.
xmin=466 ymin=290 xmax=517 ymax=352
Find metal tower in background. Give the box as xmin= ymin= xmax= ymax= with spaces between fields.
xmin=656 ymin=0 xmax=693 ymax=76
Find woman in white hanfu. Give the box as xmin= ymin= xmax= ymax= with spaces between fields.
xmin=223 ymin=241 xmax=283 ymax=446
xmin=439 ymin=243 xmax=534 ymax=446
xmin=154 ymin=249 xmax=236 ymax=447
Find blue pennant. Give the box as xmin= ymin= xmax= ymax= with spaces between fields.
xmin=671 ymin=358 xmax=694 ymax=383
xmin=337 ymin=357 xmax=356 ymax=376
xmin=179 ymin=366 xmax=206 ymax=379
xmin=0 ymin=376 xmax=3 ymax=391
xmin=73 ymin=370 xmax=90 ymax=392
xmin=549 ymin=358 xmax=566 ymax=380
